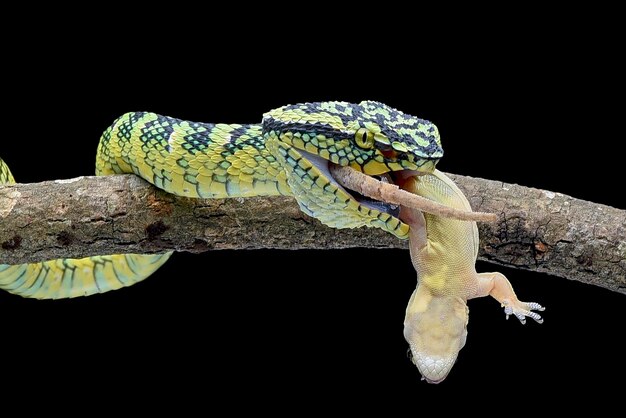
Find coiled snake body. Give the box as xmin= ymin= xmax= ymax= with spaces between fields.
xmin=0 ymin=101 xmax=442 ymax=299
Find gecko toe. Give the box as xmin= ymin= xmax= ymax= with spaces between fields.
xmin=502 ymin=300 xmax=544 ymax=324
xmin=526 ymin=302 xmax=545 ymax=312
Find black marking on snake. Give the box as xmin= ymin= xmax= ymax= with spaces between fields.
xmin=5 ymin=267 xmax=27 ymax=289
xmin=116 ymin=113 xmax=145 ymax=141
xmin=228 ymin=125 xmax=254 ymax=144
xmin=62 ymin=261 xmax=76 ymax=294
xmin=111 ymin=260 xmax=125 ymax=286
xmin=153 ymin=174 xmax=164 ymax=190
xmin=68 ymin=264 xmax=76 ymax=294
xmin=93 ymin=260 xmax=103 ymax=293
xmin=10 ymin=268 xmax=33 ymax=295
xmin=184 ymin=173 xmax=198 ymax=185
xmin=23 ymin=263 xmax=48 ymax=294
xmin=141 ymin=120 xmax=174 ymax=149
xmin=2 ymin=235 xmax=22 ymax=250
xmin=182 ymin=123 xmax=217 ymax=155
xmin=264 ymin=121 xmax=347 ymax=142
xmin=100 ymin=126 xmax=113 ymax=147
xmin=219 ymin=127 xmax=260 ymax=157
xmin=124 ymin=254 xmax=139 ymax=277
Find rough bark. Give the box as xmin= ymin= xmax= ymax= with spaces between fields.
xmin=1 ymin=174 xmax=624 ymax=293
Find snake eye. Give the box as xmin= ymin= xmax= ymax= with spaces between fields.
xmin=355 ymin=128 xmax=374 ymax=149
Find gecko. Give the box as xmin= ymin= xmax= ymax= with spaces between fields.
xmin=399 ymin=170 xmax=545 ymax=383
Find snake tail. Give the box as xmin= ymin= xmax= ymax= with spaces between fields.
xmin=0 ymin=156 xmax=172 ymax=299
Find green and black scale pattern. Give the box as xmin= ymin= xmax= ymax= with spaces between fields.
xmin=1 ymin=101 xmax=443 ymax=299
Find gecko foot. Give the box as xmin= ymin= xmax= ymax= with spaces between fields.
xmin=501 ymin=300 xmax=545 ymax=325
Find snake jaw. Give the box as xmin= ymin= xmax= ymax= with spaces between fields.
xmin=293 ymin=148 xmax=437 ymax=239
xmin=300 ymin=149 xmax=400 ymax=213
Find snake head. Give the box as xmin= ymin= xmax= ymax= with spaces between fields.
xmin=262 ymin=101 xmax=443 ymax=239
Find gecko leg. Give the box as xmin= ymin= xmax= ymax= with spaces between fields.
xmin=474 ymin=272 xmax=545 ymax=324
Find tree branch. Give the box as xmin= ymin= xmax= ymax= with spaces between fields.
xmin=1 ymin=174 xmax=624 ymax=293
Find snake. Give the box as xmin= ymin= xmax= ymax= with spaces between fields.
xmin=0 ymin=101 xmax=443 ymax=299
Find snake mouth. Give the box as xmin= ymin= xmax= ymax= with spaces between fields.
xmin=298 ymin=149 xmax=419 ymax=218
xmin=349 ymin=174 xmax=401 ymax=217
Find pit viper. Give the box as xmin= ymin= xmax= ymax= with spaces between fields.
xmin=0 ymin=101 xmax=443 ymax=299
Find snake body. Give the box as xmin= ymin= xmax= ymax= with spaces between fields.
xmin=1 ymin=101 xmax=442 ymax=299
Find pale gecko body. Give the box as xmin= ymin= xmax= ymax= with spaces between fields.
xmin=400 ymin=170 xmax=544 ymax=383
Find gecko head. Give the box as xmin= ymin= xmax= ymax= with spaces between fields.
xmin=404 ymin=290 xmax=469 ymax=384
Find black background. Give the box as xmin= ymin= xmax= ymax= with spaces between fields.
xmin=1 ymin=16 xmax=624 ymax=411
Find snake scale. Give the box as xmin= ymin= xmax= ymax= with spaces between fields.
xmin=0 ymin=101 xmax=443 ymax=299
